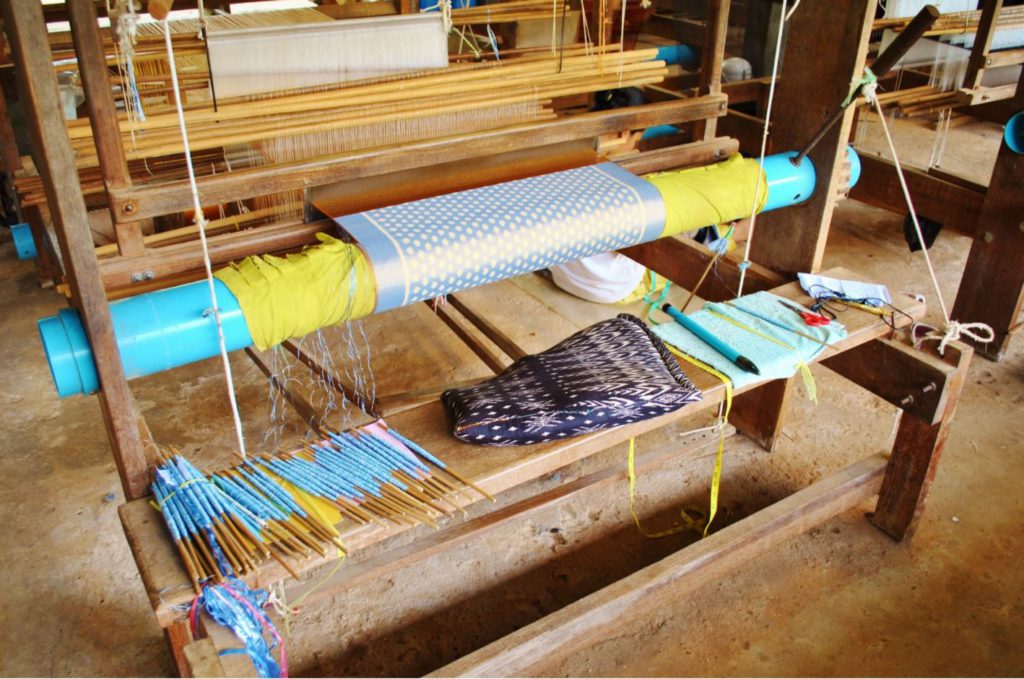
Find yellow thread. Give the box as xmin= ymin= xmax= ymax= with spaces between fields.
xmin=152 ymin=477 xmax=206 ymax=511
xmin=705 ymin=309 xmax=819 ymax=404
xmin=664 ymin=345 xmax=734 ymax=537
xmin=627 ymin=437 xmax=705 ymax=538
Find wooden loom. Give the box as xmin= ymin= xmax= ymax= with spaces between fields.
xmin=1 ymin=0 xmax=977 ymax=675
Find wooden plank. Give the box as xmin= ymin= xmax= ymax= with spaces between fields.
xmin=614 ymin=136 xmax=739 ymax=175
xmin=728 ymin=377 xmax=795 ymax=452
xmin=694 ymin=0 xmax=729 ymax=141
xmin=871 ymin=343 xmax=971 ymax=541
xmin=66 ymin=0 xmax=146 ymax=257
xmin=118 ymin=267 xmax=924 ymax=627
xmin=283 ymin=427 xmax=730 ymax=611
xmin=2 ymin=0 xmax=151 ymax=499
xmin=748 ymin=0 xmax=876 ymax=275
xmin=963 ymin=0 xmax=1003 ymax=90
xmin=182 ymin=638 xmax=225 ymax=679
xmin=164 ymin=620 xmax=194 ymax=679
xmin=621 ymin=234 xmax=785 ymax=301
xmin=850 ymin=153 xmax=985 ymax=239
xmin=428 ymin=300 xmax=514 ymax=373
xmin=433 ymin=454 xmax=888 ymax=677
xmin=108 ymin=96 xmax=729 ymax=223
xmin=950 ymin=131 xmax=1024 ymax=360
xmin=985 ymin=47 xmax=1024 ymax=68
xmin=822 ymin=338 xmax=958 ymax=425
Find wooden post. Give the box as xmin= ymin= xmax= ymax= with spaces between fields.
xmin=66 ymin=0 xmax=148 ymax=257
xmin=871 ymin=343 xmax=972 ymax=541
xmin=1 ymin=0 xmax=152 ymax=500
xmin=693 ymin=0 xmax=729 ymax=141
xmin=962 ymin=0 xmax=1003 ymax=91
xmin=748 ymin=0 xmax=875 ymax=275
xmin=949 ymin=76 xmax=1024 ymax=361
xmin=728 ymin=376 xmax=794 ymax=452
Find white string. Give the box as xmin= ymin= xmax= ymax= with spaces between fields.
xmin=616 ymin=0 xmax=628 ymax=86
xmin=736 ymin=0 xmax=790 ymax=296
xmin=163 ymin=20 xmax=249 ymax=457
xmin=864 ymin=82 xmax=994 ymax=353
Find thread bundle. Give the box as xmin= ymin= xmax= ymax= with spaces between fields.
xmin=151 ymin=423 xmax=488 ymax=593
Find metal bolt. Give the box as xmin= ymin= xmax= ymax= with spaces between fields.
xmin=123 ymin=203 xmax=137 ymax=214
xmin=983 ymin=231 xmax=994 ymax=243
xmin=130 ymin=270 xmax=155 ymax=283
xmin=986 ymin=58 xmax=992 ymax=65
xmin=922 ymin=382 xmax=937 ymax=393
xmin=900 ymin=395 xmax=914 ymax=407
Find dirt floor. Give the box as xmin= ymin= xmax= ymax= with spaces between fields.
xmin=0 ymin=115 xmax=1021 ymax=677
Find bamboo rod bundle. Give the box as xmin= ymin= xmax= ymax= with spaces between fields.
xmin=68 ymin=49 xmax=666 ymax=165
xmin=874 ymin=5 xmax=1024 ymax=36
xmin=451 ymin=0 xmax=570 ymax=25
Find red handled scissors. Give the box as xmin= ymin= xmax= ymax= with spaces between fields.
xmin=778 ymin=300 xmax=831 ymax=326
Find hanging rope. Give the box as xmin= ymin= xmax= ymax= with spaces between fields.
xmin=736 ymin=0 xmax=790 ymax=296
xmin=163 ymin=20 xmax=249 ymax=457
xmin=861 ymin=79 xmax=995 ymax=354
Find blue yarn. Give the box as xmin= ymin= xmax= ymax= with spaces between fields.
xmin=199 ymin=579 xmax=281 ymax=678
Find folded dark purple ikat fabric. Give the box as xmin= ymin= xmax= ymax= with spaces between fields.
xmin=441 ymin=314 xmax=702 ymax=446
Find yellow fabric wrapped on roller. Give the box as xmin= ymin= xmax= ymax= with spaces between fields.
xmin=644 ymin=154 xmax=768 ymax=238
xmin=215 ymin=233 xmax=376 ymax=350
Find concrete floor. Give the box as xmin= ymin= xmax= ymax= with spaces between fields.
xmin=0 ymin=116 xmax=1021 ymax=677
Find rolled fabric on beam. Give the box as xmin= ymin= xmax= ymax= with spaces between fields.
xmin=38 ymin=149 xmax=859 ymax=398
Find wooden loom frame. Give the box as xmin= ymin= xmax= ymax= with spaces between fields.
xmin=1 ymin=0 xmax=975 ymax=675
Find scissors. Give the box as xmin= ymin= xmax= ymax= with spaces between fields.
xmin=778 ymin=300 xmax=831 ymax=326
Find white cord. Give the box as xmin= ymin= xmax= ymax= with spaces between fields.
xmin=736 ymin=0 xmax=789 ymax=296
xmin=865 ymin=83 xmax=994 ymax=353
xmin=163 ymin=20 xmax=249 ymax=457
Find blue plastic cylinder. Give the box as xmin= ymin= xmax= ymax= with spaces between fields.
xmin=420 ymin=0 xmax=475 ymax=9
xmin=38 ymin=279 xmax=252 ymax=398
xmin=1005 ymin=111 xmax=1024 ymax=154
xmin=654 ymin=44 xmax=699 ymax=68
xmin=757 ymin=147 xmax=861 ymax=212
xmin=10 ymin=223 xmax=38 ymax=260
xmin=641 ymin=124 xmax=680 ymax=141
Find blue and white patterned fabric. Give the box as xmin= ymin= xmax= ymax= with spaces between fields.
xmin=334 ymin=163 xmax=666 ymax=312
xmin=442 ymin=314 xmax=701 ymax=446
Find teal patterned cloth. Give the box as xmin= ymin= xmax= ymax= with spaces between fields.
xmin=651 ymin=291 xmax=848 ymax=389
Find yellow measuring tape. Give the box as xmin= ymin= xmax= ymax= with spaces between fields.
xmin=627 ymin=345 xmax=733 ymax=539
xmin=705 ymin=309 xmax=819 ymax=404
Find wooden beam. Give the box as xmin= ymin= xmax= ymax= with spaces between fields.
xmin=1 ymin=0 xmax=151 ymax=499
xmin=621 ymin=234 xmax=785 ymax=302
xmin=182 ymin=639 xmax=224 ymax=679
xmin=108 ymin=96 xmax=729 ymax=223
xmin=822 ymin=338 xmax=959 ymax=425
xmin=433 ymin=454 xmax=888 ymax=677
xmin=950 ymin=132 xmax=1024 ymax=360
xmin=66 ymin=0 xmax=146 ymax=257
xmin=694 ymin=0 xmax=729 ymax=141
xmin=717 ymin=109 xmax=767 ymax=156
xmin=748 ymin=0 xmax=876 ymax=275
xmin=614 ymin=136 xmax=739 ymax=175
xmin=963 ymin=0 xmax=1003 ymax=90
xmin=283 ymin=429 xmax=728 ymax=612
xmin=849 ymin=154 xmax=985 ymax=239
xmin=644 ymin=13 xmax=706 ymax=47
xmin=871 ymin=343 xmax=971 ymax=541
xmin=728 ymin=377 xmax=795 ymax=452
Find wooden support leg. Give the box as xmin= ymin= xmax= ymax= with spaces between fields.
xmin=23 ymin=204 xmax=62 ymax=287
xmin=949 ymin=137 xmax=1024 ymax=362
xmin=748 ymin=0 xmax=876 ymax=275
xmin=871 ymin=343 xmax=972 ymax=541
xmin=164 ymin=619 xmax=195 ymax=679
xmin=728 ymin=376 xmax=794 ymax=452
xmin=2 ymin=0 xmax=151 ymax=500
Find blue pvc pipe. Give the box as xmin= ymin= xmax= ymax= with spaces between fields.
xmin=37 ymin=148 xmax=861 ymax=398
xmin=39 ymin=279 xmax=252 ymax=398
xmin=654 ymin=44 xmax=699 ymax=68
xmin=1005 ymin=111 xmax=1024 ymax=154
xmin=11 ymin=223 xmax=38 ymax=260
xmin=641 ymin=124 xmax=680 ymax=141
